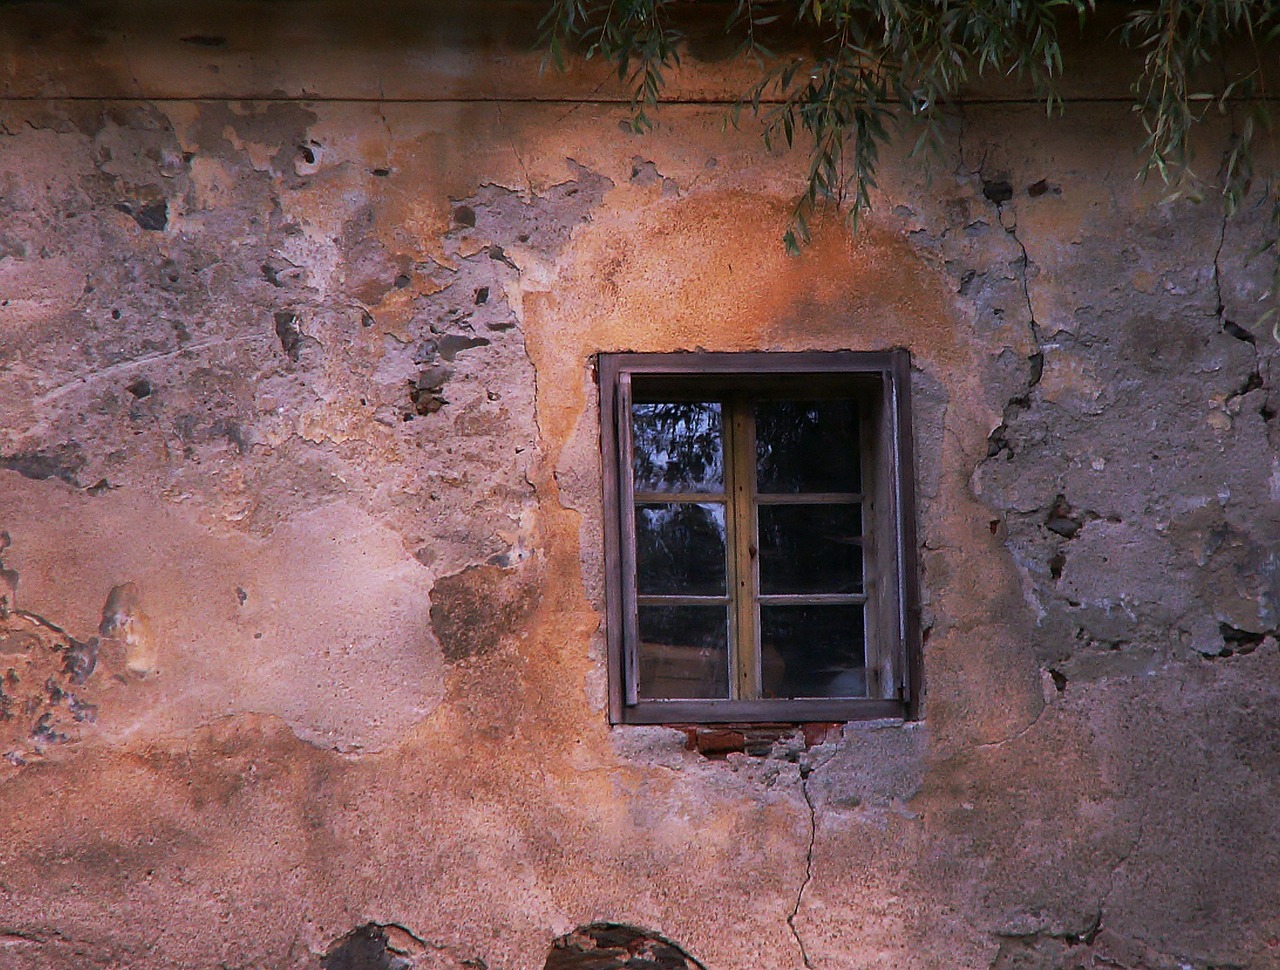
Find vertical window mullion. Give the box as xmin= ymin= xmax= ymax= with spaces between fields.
xmin=728 ymin=396 xmax=760 ymax=700
xmin=888 ymin=359 xmax=909 ymax=701
xmin=859 ymin=390 xmax=884 ymax=699
xmin=617 ymin=372 xmax=641 ymax=705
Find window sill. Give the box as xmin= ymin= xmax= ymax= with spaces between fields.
xmin=617 ymin=697 xmax=907 ymax=725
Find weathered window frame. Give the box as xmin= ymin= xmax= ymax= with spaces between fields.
xmin=599 ymin=350 xmax=921 ymax=725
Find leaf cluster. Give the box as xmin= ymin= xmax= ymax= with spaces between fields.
xmin=540 ymin=0 xmax=1280 ymax=328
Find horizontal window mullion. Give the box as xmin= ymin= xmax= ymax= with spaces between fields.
xmin=622 ymin=698 xmax=906 ymax=724
xmin=637 ymin=594 xmax=732 ymax=607
xmin=757 ymin=593 xmax=867 ymax=606
xmin=634 ymin=492 xmax=727 ymax=504
xmin=755 ymin=492 xmax=863 ymax=505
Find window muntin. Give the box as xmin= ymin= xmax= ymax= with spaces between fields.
xmin=600 ymin=352 xmax=920 ymax=725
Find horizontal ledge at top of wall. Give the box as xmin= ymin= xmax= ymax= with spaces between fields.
xmin=3 ymin=0 xmax=1276 ymax=103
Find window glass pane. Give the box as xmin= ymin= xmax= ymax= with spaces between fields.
xmin=755 ymin=400 xmax=860 ymax=493
xmin=637 ymin=605 xmax=729 ymax=699
xmin=760 ymin=605 xmax=865 ymax=698
xmin=635 ymin=503 xmax=726 ymax=596
xmin=632 ymin=402 xmax=723 ymax=493
xmin=758 ymin=504 xmax=862 ymax=594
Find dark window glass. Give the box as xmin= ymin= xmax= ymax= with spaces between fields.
xmin=637 ymin=605 xmax=729 ymax=699
xmin=635 ymin=503 xmax=726 ymax=596
xmin=758 ymin=504 xmax=863 ymax=594
xmin=760 ymin=605 xmax=866 ymax=698
xmin=755 ymin=400 xmax=860 ymax=494
xmin=632 ymin=402 xmax=723 ymax=493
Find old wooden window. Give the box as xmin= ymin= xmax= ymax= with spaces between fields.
xmin=599 ymin=351 xmax=921 ymax=725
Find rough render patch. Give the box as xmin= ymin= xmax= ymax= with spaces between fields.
xmin=0 ymin=608 xmax=100 ymax=771
xmin=0 ymin=102 xmax=624 ymax=754
xmin=430 ymin=563 xmax=540 ymax=663
xmin=0 ymin=476 xmax=444 ymax=752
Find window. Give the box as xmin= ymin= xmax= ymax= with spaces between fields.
xmin=599 ymin=351 xmax=920 ymax=724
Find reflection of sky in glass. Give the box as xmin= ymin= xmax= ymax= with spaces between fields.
xmin=632 ymin=402 xmax=723 ymax=492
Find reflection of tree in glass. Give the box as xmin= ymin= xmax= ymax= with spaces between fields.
xmin=757 ymin=505 xmax=862 ymax=594
xmin=756 ymin=400 xmax=859 ymax=493
xmin=635 ymin=503 xmax=726 ymax=596
xmin=632 ymin=403 xmax=723 ymax=492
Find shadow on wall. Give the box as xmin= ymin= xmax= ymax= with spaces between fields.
xmin=321 ymin=922 xmax=704 ymax=970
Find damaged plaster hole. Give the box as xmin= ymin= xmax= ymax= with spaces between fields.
xmin=982 ymin=178 xmax=1014 ymax=206
xmin=114 ymin=200 xmax=168 ymax=232
xmin=1223 ymin=320 xmax=1256 ymax=344
xmin=409 ymin=364 xmax=452 ymax=416
xmin=1045 ymin=494 xmax=1083 ymax=539
xmin=274 ymin=311 xmax=304 ymax=361
xmin=630 ymin=157 xmax=662 ymax=186
xmin=1217 ymin=623 xmax=1268 ymax=657
xmin=126 ymin=378 xmax=152 ymax=399
xmin=544 ymin=924 xmax=704 ymax=970
xmin=1027 ymin=179 xmax=1061 ymax=198
xmin=296 ymin=140 xmax=324 ymax=175
xmin=452 ymin=204 xmax=476 ymax=228
xmin=474 ymin=286 xmax=489 ymax=305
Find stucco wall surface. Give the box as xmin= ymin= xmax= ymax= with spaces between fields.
xmin=1 ymin=5 xmax=1278 ymax=969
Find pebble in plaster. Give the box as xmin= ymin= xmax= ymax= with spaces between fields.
xmin=97 ymin=582 xmax=156 ymax=676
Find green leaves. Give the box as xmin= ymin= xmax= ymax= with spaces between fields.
xmin=541 ymin=0 xmax=1278 ymax=328
xmin=538 ymin=0 xmax=682 ymax=131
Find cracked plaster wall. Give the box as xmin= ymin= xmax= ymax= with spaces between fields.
xmin=1 ymin=5 xmax=1278 ymax=970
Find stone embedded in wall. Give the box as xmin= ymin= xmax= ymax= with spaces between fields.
xmin=322 ymin=923 xmax=485 ymax=970
xmin=543 ymin=924 xmax=704 ymax=970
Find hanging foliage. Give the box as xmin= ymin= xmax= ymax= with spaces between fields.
xmin=540 ymin=0 xmax=1279 ymax=325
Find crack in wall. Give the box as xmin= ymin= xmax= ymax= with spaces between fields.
xmin=495 ymin=102 xmax=532 ymax=194
xmin=785 ymin=747 xmax=840 ymax=970
xmin=786 ymin=765 xmax=818 ymax=970
xmin=1100 ymin=802 xmax=1148 ymax=919
xmin=376 ymin=78 xmax=394 ymax=173
xmin=1211 ymin=131 xmax=1273 ymax=431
